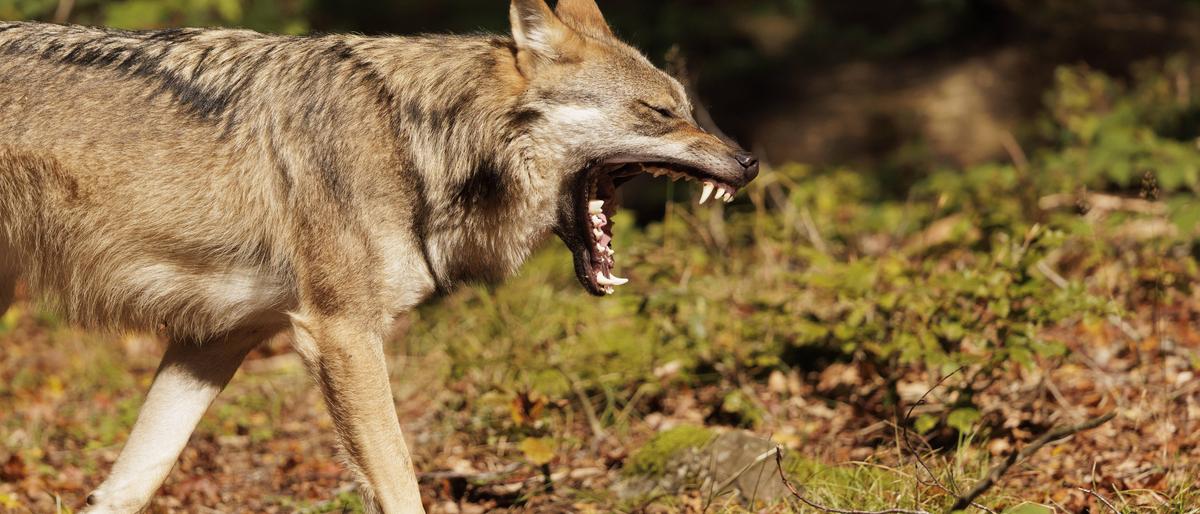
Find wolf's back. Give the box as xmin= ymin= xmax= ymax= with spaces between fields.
xmin=0 ymin=22 xmax=320 ymax=335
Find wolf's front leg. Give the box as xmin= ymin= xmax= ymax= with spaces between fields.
xmin=84 ymin=332 xmax=265 ymax=514
xmin=290 ymin=314 xmax=425 ymax=514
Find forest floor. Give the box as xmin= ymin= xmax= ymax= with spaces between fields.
xmin=0 ymin=275 xmax=1196 ymax=513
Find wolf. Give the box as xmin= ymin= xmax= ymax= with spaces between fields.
xmin=0 ymin=0 xmax=757 ymax=512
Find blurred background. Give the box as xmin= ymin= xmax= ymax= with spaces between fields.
xmin=5 ymin=0 xmax=1200 ymax=183
xmin=1 ymin=1 xmax=1198 ymax=512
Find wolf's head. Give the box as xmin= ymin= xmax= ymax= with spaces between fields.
xmin=509 ymin=0 xmax=759 ymax=296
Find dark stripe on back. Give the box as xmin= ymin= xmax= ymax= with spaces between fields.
xmin=0 ymin=26 xmax=242 ymax=121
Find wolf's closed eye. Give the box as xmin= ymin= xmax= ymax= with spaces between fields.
xmin=639 ymin=100 xmax=676 ymax=119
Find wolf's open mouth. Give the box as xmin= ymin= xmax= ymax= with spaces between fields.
xmin=574 ymin=161 xmax=741 ymax=296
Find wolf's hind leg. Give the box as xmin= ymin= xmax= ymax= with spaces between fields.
xmin=82 ymin=331 xmax=267 ymax=514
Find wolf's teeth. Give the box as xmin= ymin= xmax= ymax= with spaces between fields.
xmin=714 ymin=189 xmax=726 ymax=201
xmin=589 ymin=200 xmax=604 ymax=214
xmin=592 ymin=228 xmax=604 ymax=238
xmin=595 ymin=272 xmax=629 ymax=287
xmin=700 ymin=182 xmax=715 ymax=204
xmin=605 ymin=286 xmax=615 ymax=295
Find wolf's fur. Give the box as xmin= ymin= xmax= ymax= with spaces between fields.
xmin=0 ymin=0 xmax=754 ymax=512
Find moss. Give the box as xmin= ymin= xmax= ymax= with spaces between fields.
xmin=624 ymin=425 xmax=715 ymax=477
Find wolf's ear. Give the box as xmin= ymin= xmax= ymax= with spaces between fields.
xmin=554 ymin=0 xmax=613 ymax=39
xmin=510 ymin=0 xmax=576 ymax=70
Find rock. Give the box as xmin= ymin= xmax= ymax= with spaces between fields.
xmin=615 ymin=430 xmax=789 ymax=507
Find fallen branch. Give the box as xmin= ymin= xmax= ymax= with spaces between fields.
xmin=774 ymin=446 xmax=932 ymax=514
xmin=418 ymin=463 xmax=522 ymax=483
xmin=1038 ymin=193 xmax=1167 ymax=216
xmin=948 ymin=412 xmax=1117 ymax=511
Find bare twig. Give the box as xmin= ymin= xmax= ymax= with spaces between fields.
xmin=1035 ymin=260 xmax=1070 ymax=290
xmin=1000 ymin=131 xmax=1029 ymax=173
xmin=900 ymin=368 xmax=963 ymax=489
xmin=554 ymin=366 xmax=608 ymax=447
xmin=897 ymin=370 xmax=997 ymax=514
xmin=1077 ymin=487 xmax=1120 ymax=514
xmin=774 ymin=446 xmax=932 ymax=514
xmin=52 ymin=0 xmax=75 ymax=23
xmin=712 ymin=446 xmax=781 ymax=500
xmin=948 ymin=412 xmax=1117 ymax=511
xmin=800 ymin=207 xmax=830 ymax=255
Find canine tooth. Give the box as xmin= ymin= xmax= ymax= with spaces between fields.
xmin=606 ymin=273 xmax=630 ymax=286
xmin=588 ymin=200 xmax=604 ymax=214
xmin=596 ymin=272 xmax=629 ymax=287
xmin=700 ymin=182 xmax=715 ymax=204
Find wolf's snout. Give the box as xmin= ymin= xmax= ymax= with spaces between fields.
xmin=734 ymin=152 xmax=760 ymax=181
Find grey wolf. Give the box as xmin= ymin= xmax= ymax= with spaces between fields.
xmin=0 ymin=0 xmax=758 ymax=511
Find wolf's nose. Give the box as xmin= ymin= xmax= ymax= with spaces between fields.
xmin=735 ymin=152 xmax=759 ymax=180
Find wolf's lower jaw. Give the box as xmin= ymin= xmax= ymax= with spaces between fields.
xmin=580 ymin=163 xmax=741 ymax=295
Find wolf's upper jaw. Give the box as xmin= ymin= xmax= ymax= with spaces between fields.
xmin=577 ymin=161 xmax=742 ymax=296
